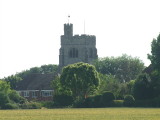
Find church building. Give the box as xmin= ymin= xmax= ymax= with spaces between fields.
xmin=59 ymin=23 xmax=98 ymax=69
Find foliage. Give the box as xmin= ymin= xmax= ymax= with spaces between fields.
xmin=92 ymin=94 xmax=103 ymax=107
xmin=135 ymin=96 xmax=160 ymax=107
xmin=40 ymin=101 xmax=55 ymax=108
xmin=101 ymin=91 xmax=115 ymax=107
xmin=0 ymin=80 xmax=10 ymax=94
xmin=124 ymin=95 xmax=135 ymax=107
xmin=150 ymin=70 xmax=160 ymax=98
xmin=83 ymin=96 xmax=95 ymax=108
xmin=97 ymin=74 xmax=117 ymax=94
xmin=20 ymin=102 xmax=41 ymax=109
xmin=93 ymin=54 xmax=145 ymax=82
xmin=133 ymin=73 xmax=153 ymax=100
xmin=148 ymin=34 xmax=160 ymax=70
xmin=126 ymin=80 xmax=135 ymax=95
xmin=4 ymin=103 xmax=19 ymax=109
xmin=60 ymin=62 xmax=100 ymax=100
xmin=4 ymin=75 xmax=22 ymax=89
xmin=54 ymin=93 xmax=73 ymax=107
xmin=8 ymin=90 xmax=26 ymax=104
xmin=51 ymin=75 xmax=69 ymax=95
xmin=97 ymin=74 xmax=134 ymax=99
xmin=17 ymin=64 xmax=58 ymax=79
xmin=0 ymin=80 xmax=27 ymax=109
xmin=0 ymin=92 xmax=10 ymax=109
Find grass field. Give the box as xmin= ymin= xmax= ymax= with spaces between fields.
xmin=0 ymin=108 xmax=160 ymax=120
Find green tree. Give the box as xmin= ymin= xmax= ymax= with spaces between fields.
xmin=0 ymin=80 xmax=10 ymax=94
xmin=60 ymin=62 xmax=100 ymax=100
xmin=133 ymin=73 xmax=153 ymax=100
xmin=148 ymin=34 xmax=160 ymax=70
xmin=147 ymin=34 xmax=160 ymax=99
xmin=150 ymin=70 xmax=160 ymax=97
xmin=4 ymin=75 xmax=22 ymax=89
xmin=93 ymin=54 xmax=145 ymax=82
xmin=97 ymin=74 xmax=120 ymax=96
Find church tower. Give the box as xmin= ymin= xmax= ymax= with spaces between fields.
xmin=59 ymin=23 xmax=98 ymax=69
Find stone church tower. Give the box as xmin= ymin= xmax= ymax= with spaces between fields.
xmin=59 ymin=23 xmax=98 ymax=69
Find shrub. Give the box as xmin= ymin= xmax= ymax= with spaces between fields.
xmin=124 ymin=95 xmax=135 ymax=107
xmin=54 ymin=94 xmax=73 ymax=107
xmin=135 ymin=96 xmax=160 ymax=107
xmin=83 ymin=97 xmax=94 ymax=108
xmin=0 ymin=92 xmax=10 ymax=109
xmin=113 ymin=100 xmax=124 ymax=107
xmin=8 ymin=90 xmax=26 ymax=104
xmin=40 ymin=101 xmax=54 ymax=108
xmin=73 ymin=98 xmax=85 ymax=108
xmin=101 ymin=91 xmax=115 ymax=107
xmin=4 ymin=103 xmax=19 ymax=109
xmin=20 ymin=102 xmax=41 ymax=109
xmin=93 ymin=94 xmax=103 ymax=107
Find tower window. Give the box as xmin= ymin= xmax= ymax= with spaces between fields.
xmin=69 ymin=48 xmax=78 ymax=58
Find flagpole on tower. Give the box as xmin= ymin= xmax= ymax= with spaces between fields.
xmin=68 ymin=15 xmax=70 ymax=24
xmin=84 ymin=20 xmax=85 ymax=34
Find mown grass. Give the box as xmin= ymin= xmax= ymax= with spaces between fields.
xmin=0 ymin=108 xmax=160 ymax=120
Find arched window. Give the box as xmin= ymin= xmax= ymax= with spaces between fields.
xmin=69 ymin=48 xmax=78 ymax=58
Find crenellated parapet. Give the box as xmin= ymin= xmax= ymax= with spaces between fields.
xmin=61 ymin=34 xmax=96 ymax=45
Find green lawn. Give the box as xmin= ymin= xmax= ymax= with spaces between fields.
xmin=0 ymin=108 xmax=160 ymax=120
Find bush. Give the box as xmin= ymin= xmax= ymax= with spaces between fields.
xmin=93 ymin=94 xmax=103 ymax=107
xmin=54 ymin=94 xmax=73 ymax=107
xmin=124 ymin=95 xmax=135 ymax=107
xmin=135 ymin=96 xmax=160 ymax=107
xmin=73 ymin=98 xmax=85 ymax=108
xmin=4 ymin=103 xmax=19 ymax=109
xmin=40 ymin=101 xmax=54 ymax=108
xmin=8 ymin=90 xmax=26 ymax=104
xmin=83 ymin=97 xmax=94 ymax=108
xmin=20 ymin=102 xmax=41 ymax=109
xmin=113 ymin=100 xmax=124 ymax=107
xmin=101 ymin=91 xmax=115 ymax=107
xmin=0 ymin=92 xmax=10 ymax=109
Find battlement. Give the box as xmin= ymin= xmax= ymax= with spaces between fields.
xmin=64 ymin=23 xmax=73 ymax=37
xmin=73 ymin=34 xmax=96 ymax=40
xmin=61 ymin=34 xmax=96 ymax=45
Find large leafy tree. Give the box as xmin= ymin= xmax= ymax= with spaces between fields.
xmin=60 ymin=62 xmax=100 ymax=99
xmin=133 ymin=73 xmax=154 ymax=100
xmin=93 ymin=54 xmax=145 ymax=82
xmin=147 ymin=34 xmax=160 ymax=98
xmin=148 ymin=34 xmax=160 ymax=70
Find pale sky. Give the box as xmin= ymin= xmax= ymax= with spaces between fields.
xmin=1 ymin=0 xmax=160 ymax=78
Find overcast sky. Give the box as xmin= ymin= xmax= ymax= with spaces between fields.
xmin=1 ymin=0 xmax=160 ymax=78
